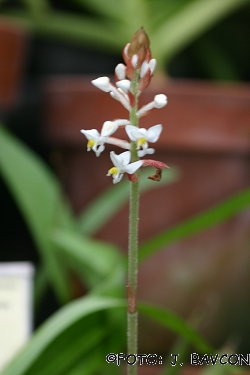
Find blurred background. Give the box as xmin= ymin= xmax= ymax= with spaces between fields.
xmin=1 ymin=0 xmax=250 ymax=363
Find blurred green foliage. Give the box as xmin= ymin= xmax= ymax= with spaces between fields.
xmin=0 ymin=0 xmax=249 ymax=76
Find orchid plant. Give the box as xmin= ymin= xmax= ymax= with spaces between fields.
xmin=80 ymin=28 xmax=168 ymax=375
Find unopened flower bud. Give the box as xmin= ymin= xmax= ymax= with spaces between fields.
xmin=131 ymin=54 xmax=139 ymax=68
xmin=149 ymin=59 xmax=157 ymax=74
xmin=116 ymin=79 xmax=131 ymax=94
xmin=115 ymin=63 xmax=126 ymax=80
xmin=154 ymin=94 xmax=168 ymax=108
xmin=91 ymin=76 xmax=111 ymax=92
xmin=127 ymin=27 xmax=150 ymax=58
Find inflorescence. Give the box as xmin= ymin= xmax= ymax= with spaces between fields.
xmin=81 ymin=27 xmax=169 ymax=183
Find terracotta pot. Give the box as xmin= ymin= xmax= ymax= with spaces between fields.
xmin=0 ymin=18 xmax=28 ymax=110
xmin=43 ymin=76 xmax=250 ymax=352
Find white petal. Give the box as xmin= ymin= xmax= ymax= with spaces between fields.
xmin=147 ymin=148 xmax=155 ymax=154
xmin=80 ymin=129 xmax=100 ymax=140
xmin=119 ymin=150 xmax=131 ymax=166
xmin=123 ymin=43 xmax=130 ymax=59
xmin=147 ymin=124 xmax=162 ymax=142
xmin=101 ymin=121 xmax=118 ymax=136
xmin=91 ymin=77 xmax=111 ymax=92
xmin=154 ymin=94 xmax=167 ymax=108
xmin=110 ymin=151 xmax=121 ymax=168
xmin=140 ymin=61 xmax=149 ymax=78
xmin=137 ymin=128 xmax=147 ymax=138
xmin=113 ymin=119 xmax=131 ymax=127
xmin=116 ymin=79 xmax=131 ymax=94
xmin=115 ymin=63 xmax=126 ymax=80
xmin=138 ymin=148 xmax=155 ymax=157
xmin=114 ymin=173 xmax=123 ymax=183
xmin=149 ymin=59 xmax=157 ymax=74
xmin=125 ymin=125 xmax=138 ymax=141
xmin=95 ymin=144 xmax=105 ymax=157
xmin=124 ymin=160 xmax=143 ymax=174
xmin=131 ymin=54 xmax=138 ymax=68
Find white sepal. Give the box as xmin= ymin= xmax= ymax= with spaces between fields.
xmin=115 ymin=63 xmax=126 ymax=80
xmin=91 ymin=76 xmax=111 ymax=92
xmin=131 ymin=54 xmax=138 ymax=68
xmin=149 ymin=59 xmax=157 ymax=74
xmin=116 ymin=79 xmax=131 ymax=94
xmin=101 ymin=121 xmax=118 ymax=137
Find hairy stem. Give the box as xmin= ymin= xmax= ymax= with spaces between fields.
xmin=127 ymin=71 xmax=140 ymax=375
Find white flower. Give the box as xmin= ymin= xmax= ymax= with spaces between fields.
xmin=125 ymin=124 xmax=162 ymax=157
xmin=107 ymin=151 xmax=143 ymax=184
xmin=80 ymin=128 xmax=106 ymax=157
xmin=136 ymin=94 xmax=167 ymax=117
xmin=81 ymin=119 xmax=132 ymax=156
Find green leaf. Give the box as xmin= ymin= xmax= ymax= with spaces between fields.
xmin=139 ymin=301 xmax=214 ymax=353
xmin=51 ymin=228 xmax=125 ymax=290
xmin=78 ymin=167 xmax=179 ymax=236
xmin=152 ymin=0 xmax=250 ymax=67
xmin=139 ymin=188 xmax=250 ymax=262
xmin=0 ymin=125 xmax=76 ymax=302
xmin=1 ymin=10 xmax=124 ymax=52
xmin=70 ymin=0 xmax=123 ymax=19
xmin=161 ymin=336 xmax=191 ymax=375
xmin=1 ymin=296 xmax=126 ymax=375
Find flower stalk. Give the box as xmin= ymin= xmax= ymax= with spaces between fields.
xmin=127 ymin=68 xmax=140 ymax=375
xmin=80 ymin=27 xmax=169 ymax=375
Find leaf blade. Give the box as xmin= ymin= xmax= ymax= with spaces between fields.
xmin=139 ymin=188 xmax=250 ymax=262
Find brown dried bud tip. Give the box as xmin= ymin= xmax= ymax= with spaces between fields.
xmin=148 ymin=168 xmax=162 ymax=182
xmin=127 ymin=27 xmax=150 ymax=58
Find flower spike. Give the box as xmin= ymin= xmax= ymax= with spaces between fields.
xmin=83 ymin=28 xmax=169 ymax=184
